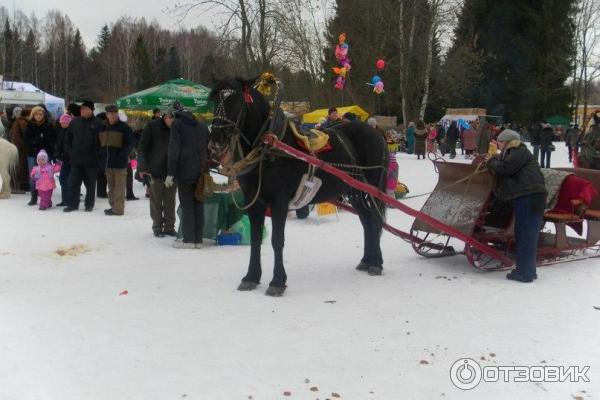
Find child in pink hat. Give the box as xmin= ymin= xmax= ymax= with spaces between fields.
xmin=30 ymin=150 xmax=60 ymax=210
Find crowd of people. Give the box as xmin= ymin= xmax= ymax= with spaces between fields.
xmin=2 ymin=100 xmax=600 ymax=278
xmin=0 ymin=102 xmax=209 ymax=249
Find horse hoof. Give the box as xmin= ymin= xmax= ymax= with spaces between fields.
xmin=265 ymin=286 xmax=286 ymax=297
xmin=356 ymin=261 xmax=369 ymax=271
xmin=368 ymin=266 xmax=383 ymax=276
xmin=238 ymin=281 xmax=259 ymax=291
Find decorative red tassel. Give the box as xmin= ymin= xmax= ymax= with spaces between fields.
xmin=243 ymin=86 xmax=254 ymax=104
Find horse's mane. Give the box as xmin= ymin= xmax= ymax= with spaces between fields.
xmin=209 ymin=76 xmax=258 ymax=101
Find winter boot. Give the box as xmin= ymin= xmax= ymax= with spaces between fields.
xmin=27 ymin=190 xmax=38 ymax=206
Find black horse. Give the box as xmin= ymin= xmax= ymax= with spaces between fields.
xmin=209 ymin=77 xmax=389 ymax=296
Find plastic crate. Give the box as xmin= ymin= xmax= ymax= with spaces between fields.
xmin=216 ymin=232 xmax=242 ymax=246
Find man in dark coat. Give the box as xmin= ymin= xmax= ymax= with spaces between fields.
xmin=446 ymin=121 xmax=460 ymax=159
xmin=99 ymin=104 xmax=134 ymax=216
xmin=539 ymin=123 xmax=555 ymax=168
xmin=486 ymin=129 xmax=546 ymax=282
xmin=138 ymin=112 xmax=177 ymax=237
xmin=165 ymin=104 xmax=209 ymax=248
xmin=64 ymin=100 xmax=104 ymax=212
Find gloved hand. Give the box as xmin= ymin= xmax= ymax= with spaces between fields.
xmin=164 ymin=175 xmax=174 ymax=188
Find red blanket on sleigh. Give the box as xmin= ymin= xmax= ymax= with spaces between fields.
xmin=549 ymin=175 xmax=599 ymax=234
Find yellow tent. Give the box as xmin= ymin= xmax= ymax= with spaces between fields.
xmin=302 ymin=105 xmax=369 ymax=124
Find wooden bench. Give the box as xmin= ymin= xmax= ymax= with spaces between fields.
xmin=543 ymin=210 xmax=583 ymax=248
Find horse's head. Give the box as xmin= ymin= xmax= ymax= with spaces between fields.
xmin=208 ymin=77 xmax=270 ymax=164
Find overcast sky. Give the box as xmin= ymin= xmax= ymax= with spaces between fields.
xmin=8 ymin=0 xmax=217 ymax=49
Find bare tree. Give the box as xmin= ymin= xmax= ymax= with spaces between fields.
xmin=573 ymin=0 xmax=600 ymax=129
xmin=419 ymin=0 xmax=459 ymax=120
xmin=167 ymin=0 xmax=283 ymax=74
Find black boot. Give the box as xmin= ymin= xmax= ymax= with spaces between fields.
xmin=27 ymin=190 xmax=38 ymax=206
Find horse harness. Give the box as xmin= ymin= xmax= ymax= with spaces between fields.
xmin=212 ymin=85 xmax=388 ymax=211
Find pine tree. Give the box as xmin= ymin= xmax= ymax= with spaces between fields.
xmin=23 ymin=29 xmax=38 ymax=83
xmin=3 ymin=20 xmax=13 ymax=81
xmin=199 ymin=53 xmax=216 ymax=86
xmin=154 ymin=46 xmax=168 ymax=83
xmin=70 ymin=29 xmax=87 ymax=101
xmin=132 ymin=34 xmax=152 ymax=90
xmin=445 ymin=0 xmax=576 ymax=123
xmin=97 ymin=24 xmax=110 ymax=53
xmin=167 ymin=46 xmax=180 ymax=80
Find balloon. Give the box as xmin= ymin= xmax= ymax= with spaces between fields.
xmin=332 ymin=67 xmax=348 ymax=77
xmin=335 ymin=45 xmax=348 ymax=61
xmin=371 ymin=75 xmax=382 ymax=85
xmin=374 ymin=81 xmax=384 ymax=94
xmin=333 ymin=32 xmax=350 ymax=90
xmin=376 ymin=59 xmax=385 ymax=70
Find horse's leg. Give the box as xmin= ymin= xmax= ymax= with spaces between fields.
xmin=238 ymin=203 xmax=267 ymax=291
xmin=355 ymin=202 xmax=373 ymax=269
xmin=266 ymin=201 xmax=288 ymax=296
xmin=368 ymin=201 xmax=385 ymax=275
xmin=355 ymin=198 xmax=384 ymax=276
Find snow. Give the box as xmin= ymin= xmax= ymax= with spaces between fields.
xmin=1 ymin=142 xmax=599 ymax=399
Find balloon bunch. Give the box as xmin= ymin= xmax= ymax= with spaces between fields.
xmin=368 ymin=59 xmax=386 ymax=95
xmin=332 ymin=33 xmax=351 ymax=90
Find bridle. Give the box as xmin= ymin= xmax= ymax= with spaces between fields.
xmin=210 ymin=88 xmax=254 ymax=161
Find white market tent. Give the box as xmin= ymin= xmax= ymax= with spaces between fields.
xmin=0 ymin=81 xmax=65 ymax=117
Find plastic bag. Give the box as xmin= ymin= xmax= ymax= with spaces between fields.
xmin=230 ymin=215 xmax=269 ymax=245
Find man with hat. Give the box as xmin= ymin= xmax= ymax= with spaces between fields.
xmin=138 ymin=109 xmax=177 ymax=236
xmin=164 ymin=102 xmax=209 ymax=248
xmin=99 ymin=104 xmax=134 ymax=216
xmin=486 ymin=129 xmax=546 ymax=283
xmin=64 ymin=100 xmax=104 ymax=212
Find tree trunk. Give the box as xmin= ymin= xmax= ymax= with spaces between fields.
xmin=398 ymin=1 xmax=407 ymax=125
xmin=419 ymin=3 xmax=437 ymax=121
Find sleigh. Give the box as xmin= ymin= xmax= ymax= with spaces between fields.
xmin=263 ymin=134 xmax=600 ymax=271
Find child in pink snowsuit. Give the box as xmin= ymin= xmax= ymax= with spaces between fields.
xmin=30 ymin=150 xmax=59 ymax=210
xmin=386 ymin=154 xmax=399 ymax=196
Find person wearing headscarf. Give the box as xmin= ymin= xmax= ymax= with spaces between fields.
xmin=54 ymin=113 xmax=73 ymax=206
xmin=486 ymin=129 xmax=546 ymax=283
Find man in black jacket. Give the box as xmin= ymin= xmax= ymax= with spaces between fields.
xmin=165 ymin=104 xmax=208 ymax=249
xmin=138 ymin=111 xmax=177 ymax=236
xmin=486 ymin=129 xmax=546 ymax=283
xmin=64 ymin=100 xmax=103 ymax=212
xmin=99 ymin=104 xmax=134 ymax=216
xmin=446 ymin=121 xmax=460 ymax=159
xmin=539 ymin=123 xmax=555 ymax=168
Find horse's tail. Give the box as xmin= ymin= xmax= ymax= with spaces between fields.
xmin=1 ymin=139 xmax=19 ymax=189
xmin=8 ymin=142 xmax=19 ymax=186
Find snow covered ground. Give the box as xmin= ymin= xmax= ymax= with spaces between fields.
xmin=0 ymin=142 xmax=598 ymax=400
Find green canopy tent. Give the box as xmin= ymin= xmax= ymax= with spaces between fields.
xmin=116 ymin=78 xmax=213 ymax=119
xmin=546 ymin=115 xmax=570 ymax=127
